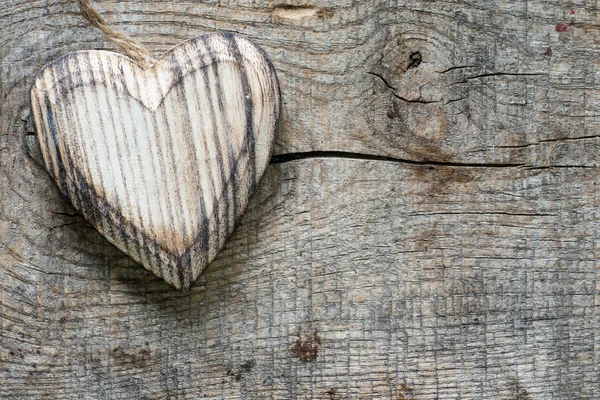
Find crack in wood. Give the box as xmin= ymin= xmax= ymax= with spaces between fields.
xmin=434 ymin=65 xmax=479 ymax=74
xmin=404 ymin=211 xmax=557 ymax=217
xmin=465 ymin=72 xmax=547 ymax=80
xmin=367 ymin=71 xmax=398 ymax=91
xmin=49 ymin=211 xmax=80 ymax=217
xmin=391 ymin=92 xmax=440 ymax=104
xmin=490 ymin=134 xmax=600 ymax=150
xmin=48 ymin=221 xmax=80 ymax=232
xmin=270 ymin=151 xmax=526 ymax=168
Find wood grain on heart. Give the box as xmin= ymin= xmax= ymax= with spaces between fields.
xmin=30 ymin=32 xmax=280 ymax=290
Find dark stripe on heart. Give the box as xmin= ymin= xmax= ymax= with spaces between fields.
xmin=150 ymin=110 xmax=175 ymax=285
xmin=149 ymin=65 xmax=185 ymax=286
xmin=179 ymin=252 xmax=192 ymax=290
xmin=228 ymin=34 xmax=258 ymax=224
xmin=189 ymin=39 xmax=221 ymax=243
xmin=92 ymin=56 xmax=134 ymax=249
xmin=50 ymin=59 xmax=72 ymax=193
xmin=173 ymin=41 xmax=218 ymax=276
xmin=199 ymin=37 xmax=231 ymax=240
xmin=55 ymin=57 xmax=91 ymax=221
xmin=167 ymin=59 xmax=190 ymax=247
xmin=121 ymin=58 xmax=162 ymax=277
xmin=49 ymin=57 xmax=78 ymax=197
xmin=169 ymin=57 xmax=192 ymax=288
xmin=204 ymin=35 xmax=243 ymax=232
xmin=74 ymin=54 xmax=111 ymax=223
xmin=133 ymin=67 xmax=172 ymax=276
xmin=180 ymin=47 xmax=210 ymax=254
xmin=44 ymin=100 xmax=69 ymax=197
xmin=189 ymin=50 xmax=223 ymax=251
xmin=103 ymin=55 xmax=142 ymax=261
xmin=208 ymin=35 xmax=239 ymax=228
xmin=35 ymin=89 xmax=59 ymax=191
xmin=65 ymin=56 xmax=110 ymax=229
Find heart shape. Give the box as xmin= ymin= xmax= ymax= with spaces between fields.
xmin=31 ymin=32 xmax=280 ymax=289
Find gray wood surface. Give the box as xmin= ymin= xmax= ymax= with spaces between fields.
xmin=1 ymin=0 xmax=599 ymax=398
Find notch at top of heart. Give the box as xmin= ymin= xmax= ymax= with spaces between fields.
xmin=32 ymin=32 xmax=276 ymax=112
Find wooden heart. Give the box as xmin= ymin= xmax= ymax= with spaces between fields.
xmin=31 ymin=32 xmax=280 ymax=290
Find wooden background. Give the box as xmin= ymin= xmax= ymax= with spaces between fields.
xmin=1 ymin=0 xmax=599 ymax=398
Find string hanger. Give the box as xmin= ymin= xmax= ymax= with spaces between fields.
xmin=76 ymin=0 xmax=155 ymax=68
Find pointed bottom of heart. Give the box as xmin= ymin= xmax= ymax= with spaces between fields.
xmin=97 ymin=194 xmax=248 ymax=290
xmin=105 ymin=219 xmax=225 ymax=290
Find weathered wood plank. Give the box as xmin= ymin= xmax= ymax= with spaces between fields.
xmin=2 ymin=159 xmax=600 ymax=398
xmin=2 ymin=0 xmax=600 ymax=398
xmin=7 ymin=0 xmax=600 ymax=165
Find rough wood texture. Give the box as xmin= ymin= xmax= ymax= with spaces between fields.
xmin=2 ymin=0 xmax=600 ymax=398
xmin=31 ymin=32 xmax=280 ymax=290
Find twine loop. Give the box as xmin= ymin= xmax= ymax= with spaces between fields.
xmin=76 ymin=0 xmax=155 ymax=68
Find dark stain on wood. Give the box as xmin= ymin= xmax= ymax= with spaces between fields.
xmin=411 ymin=164 xmax=476 ymax=195
xmin=226 ymin=359 xmax=255 ymax=381
xmin=397 ymin=383 xmax=414 ymax=400
xmin=271 ymin=4 xmax=334 ymax=19
xmin=326 ymin=387 xmax=337 ymax=399
xmin=290 ymin=329 xmax=321 ymax=362
xmin=111 ymin=345 xmax=154 ymax=368
xmin=509 ymin=377 xmax=532 ymax=400
xmin=315 ymin=7 xmax=334 ymax=18
xmin=407 ymin=51 xmax=422 ymax=70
